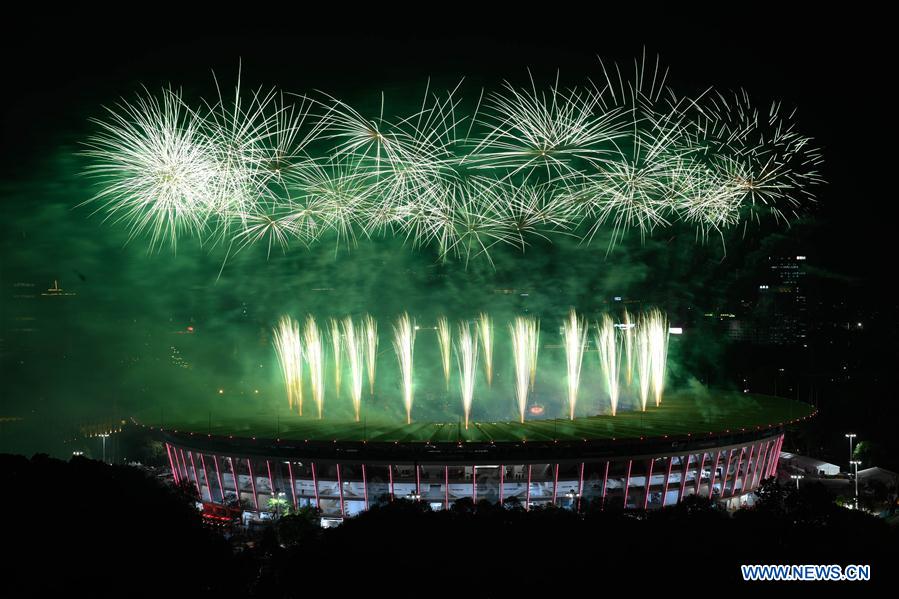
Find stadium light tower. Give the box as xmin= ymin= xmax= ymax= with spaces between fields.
xmin=98 ymin=433 xmax=110 ymax=463
xmin=845 ymin=433 xmax=857 ymax=473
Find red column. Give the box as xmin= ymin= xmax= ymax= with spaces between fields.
xmin=311 ymin=462 xmax=321 ymax=510
xmin=770 ymin=435 xmax=784 ymax=477
xmin=662 ymin=456 xmax=674 ymax=507
xmin=389 ymin=465 xmax=394 ymax=501
xmin=754 ymin=441 xmax=771 ymax=489
xmin=552 ymin=464 xmax=559 ymax=505
xmin=200 ymin=454 xmax=211 ymax=502
xmin=362 ymin=464 xmax=369 ymax=510
xmin=179 ymin=449 xmax=190 ymax=481
xmin=416 ymin=465 xmax=421 ymax=501
xmin=500 ymin=465 xmax=505 ymax=506
xmin=643 ymin=459 xmax=655 ymax=510
xmin=213 ymin=455 xmax=224 ymax=503
xmin=165 ymin=443 xmax=179 ymax=483
xmin=287 ymin=461 xmax=297 ymax=509
xmin=679 ymin=454 xmax=691 ymax=501
xmin=576 ymin=463 xmax=584 ymax=512
xmin=739 ymin=446 xmax=754 ymax=497
xmin=695 ymin=453 xmax=707 ymax=495
xmin=187 ymin=451 xmax=204 ymax=501
xmin=708 ymin=451 xmax=722 ymax=500
xmin=526 ymin=465 xmax=532 ymax=511
xmin=472 ymin=465 xmax=477 ymax=504
xmin=228 ymin=457 xmax=239 ymax=505
xmin=601 ymin=462 xmax=610 ymax=509
xmin=336 ymin=463 xmax=346 ymax=517
xmin=722 ymin=449 xmax=736 ymax=498
xmin=623 ymin=460 xmax=633 ymax=508
xmin=246 ymin=459 xmax=259 ymax=510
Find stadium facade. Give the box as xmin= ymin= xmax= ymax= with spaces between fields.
xmin=160 ymin=425 xmax=795 ymax=519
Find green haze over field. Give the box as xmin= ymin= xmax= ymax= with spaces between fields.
xmin=0 ymin=127 xmax=804 ymax=458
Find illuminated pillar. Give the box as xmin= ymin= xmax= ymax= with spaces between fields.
xmin=679 ymin=454 xmax=690 ymax=501
xmin=228 ymin=457 xmax=239 ymax=504
xmin=552 ymin=464 xmax=559 ymax=505
xmin=311 ymin=462 xmax=321 ymax=510
xmin=165 ymin=443 xmax=179 ymax=484
xmin=186 ymin=453 xmax=200 ymax=501
xmin=576 ymin=462 xmax=584 ymax=512
xmin=389 ymin=464 xmax=395 ymax=500
xmin=416 ymin=465 xmax=421 ymax=501
xmin=336 ymin=463 xmax=345 ymax=517
xmin=526 ymin=465 xmax=532 ymax=511
xmin=213 ymin=455 xmax=224 ymax=503
xmin=720 ymin=449 xmax=734 ymax=499
xmin=287 ymin=461 xmax=297 ymax=509
xmin=362 ymin=464 xmax=369 ymax=510
xmin=500 ymin=465 xmax=505 ymax=506
xmin=472 ymin=465 xmax=477 ymax=504
xmin=179 ymin=449 xmax=189 ymax=481
xmin=662 ymin=456 xmax=674 ymax=507
xmin=601 ymin=461 xmax=610 ymax=509
xmin=695 ymin=453 xmax=706 ymax=495
xmin=753 ymin=441 xmax=771 ymax=489
xmin=266 ymin=460 xmax=275 ymax=500
xmin=623 ymin=460 xmax=633 ymax=508
xmin=199 ymin=454 xmax=212 ymax=502
xmin=643 ymin=459 xmax=654 ymax=510
xmin=444 ymin=466 xmax=449 ymax=510
xmin=739 ymin=446 xmax=754 ymax=497
xmin=708 ymin=451 xmax=722 ymax=500
xmin=246 ymin=459 xmax=259 ymax=510
xmin=770 ymin=435 xmax=784 ymax=477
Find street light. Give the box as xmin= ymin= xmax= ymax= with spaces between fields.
xmin=850 ymin=460 xmax=862 ymax=509
xmin=790 ymin=474 xmax=804 ymax=490
xmin=845 ymin=433 xmax=857 ymax=473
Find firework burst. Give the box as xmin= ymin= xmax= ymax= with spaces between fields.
xmin=562 ymin=308 xmax=587 ymax=420
xmin=342 ymin=317 xmax=365 ymax=421
xmin=392 ymin=313 xmax=416 ymax=424
xmin=84 ymin=60 xmax=821 ymax=264
xmin=272 ymin=316 xmax=303 ymax=414
xmin=455 ymin=322 xmax=478 ymax=429
xmin=596 ymin=314 xmax=621 ymax=415
xmin=477 ymin=312 xmax=494 ymax=386
xmin=303 ymin=316 xmax=325 ymax=419
xmin=437 ymin=316 xmax=452 ymax=390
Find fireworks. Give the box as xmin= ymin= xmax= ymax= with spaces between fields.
xmin=437 ymin=316 xmax=452 ymax=390
xmin=342 ymin=317 xmax=365 ymax=421
xmin=330 ymin=318 xmax=342 ymax=397
xmin=363 ymin=314 xmax=378 ymax=395
xmin=510 ymin=316 xmax=538 ymax=423
xmin=477 ymin=312 xmax=494 ymax=386
xmin=272 ymin=316 xmax=303 ymax=414
xmin=303 ymin=316 xmax=325 ymax=419
xmin=646 ymin=309 xmax=669 ymax=407
xmin=393 ymin=313 xmax=416 ymax=424
xmin=562 ymin=308 xmax=587 ymax=420
xmin=622 ymin=310 xmax=634 ymax=385
xmin=273 ymin=308 xmax=668 ymax=423
xmin=455 ymin=322 xmax=478 ymax=429
xmin=83 ymin=59 xmax=821 ymax=262
xmin=596 ymin=314 xmax=620 ymax=416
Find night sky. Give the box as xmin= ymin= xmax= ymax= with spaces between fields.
xmin=1 ymin=11 xmax=894 ymax=459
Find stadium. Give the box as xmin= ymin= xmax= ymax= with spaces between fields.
xmin=152 ymin=392 xmax=815 ymax=521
